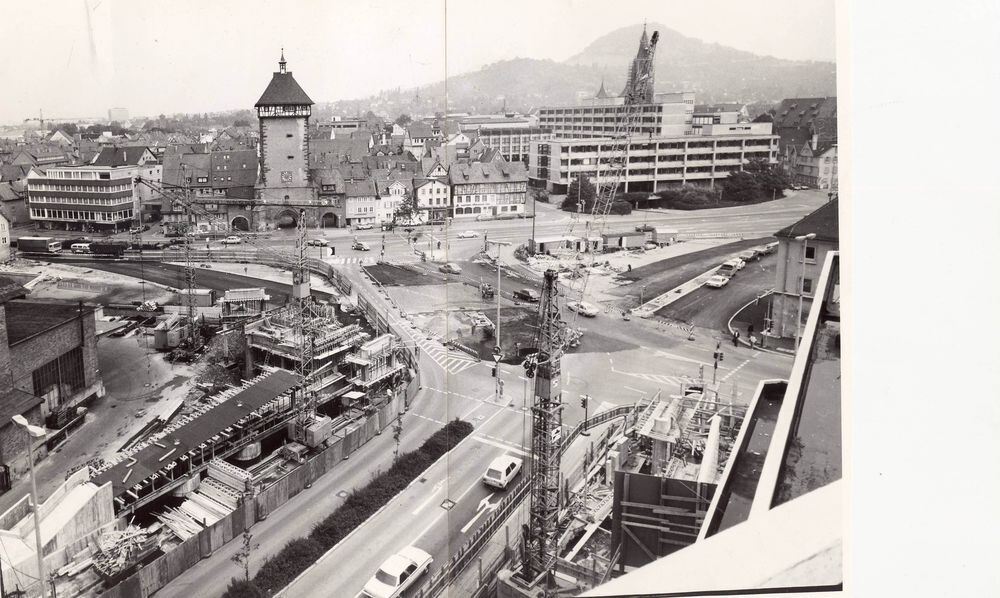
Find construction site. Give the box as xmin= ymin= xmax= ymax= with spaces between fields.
xmin=0 ymin=172 xmax=417 ymax=597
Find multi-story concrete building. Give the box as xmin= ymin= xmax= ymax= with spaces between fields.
xmin=344 ymin=179 xmax=379 ymax=227
xmin=472 ymin=126 xmax=553 ymax=164
xmin=528 ymin=123 xmax=779 ymax=193
xmin=538 ymin=92 xmax=695 ymax=139
xmin=449 ymin=161 xmax=527 ymax=219
xmin=25 ymin=146 xmax=156 ymax=232
xmin=770 ymin=199 xmax=839 ymax=340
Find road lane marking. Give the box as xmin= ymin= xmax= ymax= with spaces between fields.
xmin=460 ymin=493 xmax=500 ymax=534
xmin=623 ymin=385 xmax=646 ymax=394
xmin=471 ymin=436 xmax=529 ymax=456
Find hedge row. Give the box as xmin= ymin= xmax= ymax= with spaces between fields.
xmin=223 ymin=419 xmax=474 ymax=597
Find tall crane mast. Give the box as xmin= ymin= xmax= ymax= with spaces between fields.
xmin=521 ymin=269 xmax=566 ymax=583
xmin=590 ymin=29 xmax=659 ymax=224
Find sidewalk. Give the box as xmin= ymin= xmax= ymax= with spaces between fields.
xmin=728 ymin=295 xmax=797 ymax=353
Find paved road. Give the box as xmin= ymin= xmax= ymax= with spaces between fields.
xmin=657 ymin=253 xmax=778 ymax=332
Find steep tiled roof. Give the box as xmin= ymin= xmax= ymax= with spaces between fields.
xmin=406 ymin=122 xmax=434 ymax=139
xmin=775 ymin=199 xmax=839 ymax=243
xmin=255 ymin=72 xmax=314 ymax=107
xmin=344 ymin=179 xmax=376 ymax=198
xmin=91 ymin=146 xmax=152 ymax=167
xmin=772 ymin=97 xmax=837 ymax=129
xmin=449 ymin=161 xmax=527 ymax=185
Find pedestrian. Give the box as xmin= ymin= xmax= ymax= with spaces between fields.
xmin=627 ymin=264 xmax=632 ymax=272
xmin=732 ymin=330 xmax=740 ymax=347
xmin=748 ymin=323 xmax=755 ymax=338
xmin=749 ymin=335 xmax=758 ymax=348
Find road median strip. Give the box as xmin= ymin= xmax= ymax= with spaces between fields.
xmin=228 ymin=419 xmax=474 ymax=598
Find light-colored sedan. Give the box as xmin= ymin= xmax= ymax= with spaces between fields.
xmin=306 ymin=238 xmax=328 ymax=247
xmin=439 ymin=262 xmax=462 ymax=274
xmin=567 ymin=301 xmax=599 ymax=317
xmin=457 ymin=230 xmax=479 ymax=238
xmin=705 ymin=275 xmax=730 ymax=288
xmin=359 ymin=546 xmax=433 ymax=598
xmin=221 ymin=235 xmax=242 ymax=245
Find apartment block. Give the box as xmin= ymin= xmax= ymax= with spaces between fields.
xmin=538 ymin=92 xmax=696 ymax=139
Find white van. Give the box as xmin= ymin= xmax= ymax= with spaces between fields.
xmin=71 ymin=243 xmax=92 ymax=254
xmin=483 ymin=455 xmax=523 ymax=489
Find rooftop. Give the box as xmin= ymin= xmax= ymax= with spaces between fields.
xmin=774 ymin=198 xmax=839 ymax=243
xmin=4 ymin=300 xmax=95 ymax=346
xmin=255 ymin=64 xmax=314 ymax=107
xmin=90 ymin=146 xmax=153 ymax=167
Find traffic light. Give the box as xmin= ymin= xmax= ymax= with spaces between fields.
xmin=581 ymin=396 xmax=588 ymax=408
xmin=491 ymin=367 xmax=497 ymax=377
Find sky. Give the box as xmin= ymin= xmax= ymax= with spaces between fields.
xmin=0 ymin=0 xmax=835 ymax=124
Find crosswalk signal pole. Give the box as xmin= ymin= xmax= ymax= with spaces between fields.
xmin=580 ymin=394 xmax=591 ymax=436
xmin=713 ymin=342 xmax=724 ymax=385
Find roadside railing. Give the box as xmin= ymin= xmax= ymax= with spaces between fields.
xmin=416 ymin=401 xmax=645 ymax=597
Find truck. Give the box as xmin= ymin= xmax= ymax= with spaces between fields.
xmin=17 ymin=236 xmax=62 ymax=253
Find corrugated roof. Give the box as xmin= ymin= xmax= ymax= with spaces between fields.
xmin=255 ymin=72 xmax=314 ymax=107
xmin=91 ymin=369 xmax=299 ymax=501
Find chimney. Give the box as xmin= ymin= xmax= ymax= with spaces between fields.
xmin=811 ymin=134 xmax=818 ymax=152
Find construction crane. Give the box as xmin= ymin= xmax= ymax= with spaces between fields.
xmin=521 ymin=268 xmax=567 ymax=584
xmin=590 ymin=28 xmax=658 ymax=222
xmin=134 ymin=177 xmax=320 ymax=434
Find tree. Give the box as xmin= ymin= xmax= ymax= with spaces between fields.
xmin=394 ymin=114 xmax=412 ymax=127
xmin=221 ymin=579 xmax=265 ymax=598
xmin=561 ymin=175 xmax=597 ymax=212
xmin=233 ymin=118 xmax=250 ymax=127
xmin=392 ymin=413 xmax=404 ymax=462
xmin=230 ymin=528 xmax=259 ymax=582
xmin=720 ymin=170 xmax=760 ymax=203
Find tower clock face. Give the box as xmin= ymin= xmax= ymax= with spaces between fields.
xmin=280 ymin=171 xmax=292 ymax=183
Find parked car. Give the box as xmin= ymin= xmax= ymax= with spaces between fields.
xmin=353 ymin=241 xmax=370 ymax=251
xmin=738 ymin=249 xmax=758 ymax=263
xmin=483 ymin=455 xmax=523 ymax=490
xmin=360 ymin=546 xmax=433 ymax=598
xmin=167 ymin=244 xmax=184 ymax=251
xmin=306 ymin=238 xmax=328 ymax=247
xmin=513 ymin=288 xmax=540 ymax=302
xmin=457 ymin=230 xmax=479 ymax=238
xmin=762 ymin=241 xmax=779 ymax=255
xmin=567 ymin=301 xmax=599 ymax=317
xmin=221 ymin=236 xmax=242 ymax=245
xmin=356 ymin=223 xmax=374 ymax=230
xmin=717 ymin=260 xmax=741 ymax=278
xmin=705 ymin=275 xmax=730 ymax=288
xmin=439 ymin=262 xmax=462 ymax=274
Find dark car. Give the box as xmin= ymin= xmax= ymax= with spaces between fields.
xmin=514 ymin=288 xmax=540 ymax=302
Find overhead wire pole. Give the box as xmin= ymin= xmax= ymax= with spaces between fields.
xmin=180 ymin=165 xmax=200 ymax=349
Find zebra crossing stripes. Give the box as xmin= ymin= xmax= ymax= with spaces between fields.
xmin=412 ymin=335 xmax=479 ymax=375
xmin=627 ymin=372 xmax=687 ymax=386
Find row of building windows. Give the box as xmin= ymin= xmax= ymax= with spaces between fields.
xmin=30 ymin=183 xmax=132 ymax=192
xmin=29 ymin=196 xmax=134 ymax=206
xmin=45 ymin=170 xmax=120 ymax=180
xmin=30 ymin=208 xmax=133 ymax=221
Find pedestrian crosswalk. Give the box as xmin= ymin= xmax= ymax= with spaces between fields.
xmin=326 ymin=256 xmax=377 ymax=265
xmin=412 ymin=334 xmax=480 ymax=375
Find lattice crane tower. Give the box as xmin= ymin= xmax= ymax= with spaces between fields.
xmin=521 ymin=268 xmax=566 ymax=582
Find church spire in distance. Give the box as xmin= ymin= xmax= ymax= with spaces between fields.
xmin=279 ymin=48 xmax=287 ymax=74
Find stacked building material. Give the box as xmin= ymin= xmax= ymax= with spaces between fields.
xmin=92 ymin=526 xmax=158 ymax=582
xmin=207 ymin=459 xmax=252 ymax=491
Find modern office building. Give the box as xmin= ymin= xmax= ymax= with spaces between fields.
xmin=472 ymin=126 xmax=553 ymax=164
xmin=25 ymin=146 xmax=156 ymax=231
xmin=538 ymin=91 xmax=695 ymax=139
xmin=528 ymin=123 xmax=779 ymax=193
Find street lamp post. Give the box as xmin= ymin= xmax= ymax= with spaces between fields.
xmin=486 ymin=240 xmax=512 ymax=404
xmin=794 ymin=233 xmax=816 ymax=350
xmin=11 ymin=415 xmax=49 ymax=598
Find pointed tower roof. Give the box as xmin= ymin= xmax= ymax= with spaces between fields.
xmin=595 ymin=79 xmax=610 ymax=99
xmin=255 ymin=51 xmax=314 ymax=107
